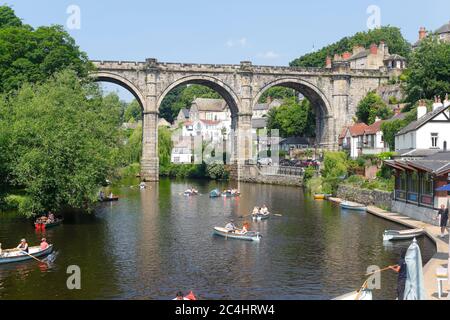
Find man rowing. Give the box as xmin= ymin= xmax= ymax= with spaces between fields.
xmin=17 ymin=239 xmax=29 ymax=253
xmin=225 ymin=220 xmax=237 ymax=232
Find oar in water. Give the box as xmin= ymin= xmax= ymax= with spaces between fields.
xmin=20 ymin=250 xmax=46 ymax=264
xmin=365 ymin=266 xmax=395 ymax=276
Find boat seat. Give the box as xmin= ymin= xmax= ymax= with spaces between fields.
xmin=436 ymin=267 xmax=448 ymax=299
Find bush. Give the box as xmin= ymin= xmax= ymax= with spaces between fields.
xmin=206 ymin=162 xmax=230 ymax=180
xmin=161 ymin=164 xmax=206 ymax=179
xmin=303 ymin=166 xmax=316 ymax=182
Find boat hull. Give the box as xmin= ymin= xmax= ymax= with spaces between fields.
xmin=333 ymin=290 xmax=372 ymax=300
xmin=340 ymin=202 xmax=367 ymax=211
xmin=314 ymin=194 xmax=325 ymax=200
xmin=383 ymin=229 xmax=425 ymax=241
xmin=213 ymin=227 xmax=260 ymax=242
xmin=0 ymin=245 xmax=53 ymax=265
xmin=100 ymin=197 xmax=119 ymax=202
xmin=35 ymin=219 xmax=63 ymax=229
xmin=252 ymin=214 xmax=270 ymax=221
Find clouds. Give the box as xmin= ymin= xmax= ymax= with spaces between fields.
xmin=225 ymin=37 xmax=248 ymax=48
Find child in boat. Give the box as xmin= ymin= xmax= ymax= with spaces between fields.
xmin=40 ymin=238 xmax=49 ymax=250
xmin=237 ymin=223 xmax=249 ymax=235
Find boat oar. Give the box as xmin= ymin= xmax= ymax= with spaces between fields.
xmin=365 ymin=266 xmax=395 ymax=276
xmin=20 ymin=250 xmax=46 ymax=264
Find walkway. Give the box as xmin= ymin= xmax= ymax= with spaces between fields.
xmin=329 ymin=197 xmax=449 ymax=300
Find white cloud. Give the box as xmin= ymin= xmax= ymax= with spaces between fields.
xmin=225 ymin=37 xmax=248 ymax=48
xmin=257 ymin=51 xmax=280 ymax=59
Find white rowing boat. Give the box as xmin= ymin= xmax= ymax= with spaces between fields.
xmin=213 ymin=227 xmax=261 ymax=242
xmin=333 ymin=289 xmax=373 ymax=300
xmin=383 ymin=228 xmax=425 ymax=241
xmin=340 ymin=201 xmax=367 ymax=211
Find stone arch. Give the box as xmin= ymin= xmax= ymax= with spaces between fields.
xmin=253 ymin=78 xmax=333 ymax=146
xmin=157 ymin=75 xmax=241 ymax=117
xmin=91 ymin=71 xmax=146 ymax=110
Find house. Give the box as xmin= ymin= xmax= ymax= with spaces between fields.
xmin=395 ymin=97 xmax=450 ymax=152
xmin=174 ymin=108 xmax=190 ymax=127
xmin=158 ymin=118 xmax=171 ymax=128
xmin=189 ymin=98 xmax=231 ymax=123
xmin=171 ymin=140 xmax=193 ymax=164
xmin=252 ymin=97 xmax=282 ymax=119
xmin=339 ymin=120 xmax=388 ymax=158
xmin=413 ymin=22 xmax=450 ymax=48
xmin=385 ymin=151 xmax=450 ymax=224
xmin=279 ymin=137 xmax=311 ymax=152
xmin=326 ymin=42 xmax=407 ymax=72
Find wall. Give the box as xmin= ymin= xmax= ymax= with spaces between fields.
xmin=391 ymin=201 xmax=439 ymax=226
xmin=228 ymin=165 xmax=303 ymax=187
xmin=336 ymin=184 xmax=392 ymax=210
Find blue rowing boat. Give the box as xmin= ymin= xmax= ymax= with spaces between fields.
xmin=0 ymin=245 xmax=53 ymax=265
xmin=209 ymin=189 xmax=221 ymax=198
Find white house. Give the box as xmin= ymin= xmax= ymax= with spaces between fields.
xmin=171 ymin=140 xmax=193 ymax=164
xmin=339 ymin=120 xmax=388 ymax=159
xmin=395 ymin=97 xmax=450 ymax=152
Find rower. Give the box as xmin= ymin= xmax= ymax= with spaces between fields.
xmin=48 ymin=212 xmax=55 ymax=223
xmin=237 ymin=223 xmax=249 ymax=235
xmin=261 ymin=205 xmax=269 ymax=215
xmin=17 ymin=239 xmax=29 ymax=253
xmin=252 ymin=207 xmax=259 ymax=216
xmin=225 ymin=220 xmax=236 ymax=232
xmin=109 ymin=192 xmax=114 ymax=199
xmin=40 ymin=238 xmax=49 ymax=250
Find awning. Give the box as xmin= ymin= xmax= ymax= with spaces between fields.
xmin=435 ymin=184 xmax=450 ymax=192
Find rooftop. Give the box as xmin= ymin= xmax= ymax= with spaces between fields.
xmin=192 ymin=98 xmax=228 ymax=112
xmin=396 ymin=103 xmax=450 ymax=136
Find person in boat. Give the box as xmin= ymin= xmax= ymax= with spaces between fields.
xmin=0 ymin=243 xmax=2 ymax=256
xmin=236 ymin=223 xmax=249 ymax=235
xmin=174 ymin=291 xmax=189 ymax=300
xmin=17 ymin=239 xmax=29 ymax=253
xmin=435 ymin=204 xmax=449 ymax=238
xmin=389 ymin=248 xmax=407 ymax=300
xmin=225 ymin=220 xmax=237 ymax=232
xmin=40 ymin=238 xmax=49 ymax=250
xmin=109 ymin=192 xmax=114 ymax=199
xmin=252 ymin=206 xmax=259 ymax=216
xmin=261 ymin=205 xmax=269 ymax=215
xmin=48 ymin=212 xmax=55 ymax=223
xmin=99 ymin=191 xmax=105 ymax=201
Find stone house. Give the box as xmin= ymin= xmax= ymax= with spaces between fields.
xmin=413 ymin=21 xmax=450 ymax=48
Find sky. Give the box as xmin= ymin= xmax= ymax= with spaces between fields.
xmin=5 ymin=0 xmax=450 ymax=100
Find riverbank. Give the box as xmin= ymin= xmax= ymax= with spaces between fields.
xmin=329 ymin=197 xmax=448 ymax=300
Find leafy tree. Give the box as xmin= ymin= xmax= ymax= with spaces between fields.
xmin=102 ymin=92 xmax=127 ymax=125
xmin=0 ymin=5 xmax=23 ymax=28
xmin=321 ymin=152 xmax=349 ymax=193
xmin=267 ymin=98 xmax=316 ymax=138
xmin=124 ymin=99 xmax=142 ymax=123
xmin=405 ymin=36 xmax=450 ymax=103
xmin=1 ymin=70 xmax=121 ymax=216
xmin=258 ymin=86 xmax=295 ymax=103
xmin=158 ymin=126 xmax=173 ymax=171
xmin=356 ymin=91 xmax=392 ymax=125
xmin=290 ymin=26 xmax=411 ymax=68
xmin=0 ymin=7 xmax=91 ymax=93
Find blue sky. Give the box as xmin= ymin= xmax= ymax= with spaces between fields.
xmin=6 ymin=0 xmax=450 ymax=100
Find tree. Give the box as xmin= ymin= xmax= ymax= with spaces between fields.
xmin=1 ymin=70 xmax=121 ymax=216
xmin=406 ymin=36 xmax=450 ymax=103
xmin=158 ymin=126 xmax=173 ymax=172
xmin=290 ymin=26 xmax=411 ymax=68
xmin=102 ymin=92 xmax=127 ymax=125
xmin=381 ymin=109 xmax=417 ymax=151
xmin=124 ymin=99 xmax=142 ymax=123
xmin=0 ymin=5 xmax=23 ymax=28
xmin=258 ymin=86 xmax=295 ymax=103
xmin=267 ymin=98 xmax=316 ymax=138
xmin=0 ymin=7 xmax=91 ymax=93
xmin=356 ymin=91 xmax=392 ymax=125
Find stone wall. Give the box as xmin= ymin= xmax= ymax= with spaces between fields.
xmin=336 ymin=184 xmax=392 ymax=210
xmin=228 ymin=164 xmax=303 ymax=187
xmin=391 ymin=201 xmax=439 ymax=226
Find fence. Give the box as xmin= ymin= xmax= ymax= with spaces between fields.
xmin=258 ymin=165 xmax=304 ymax=177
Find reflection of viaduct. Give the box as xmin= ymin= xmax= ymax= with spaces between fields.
xmin=91 ymin=58 xmax=389 ymax=181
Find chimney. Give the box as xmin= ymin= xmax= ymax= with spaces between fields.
xmin=433 ymin=95 xmax=444 ymax=111
xmin=325 ymin=56 xmax=332 ymax=68
xmin=417 ymin=100 xmax=427 ymax=119
xmin=342 ymin=51 xmax=351 ymax=60
xmin=419 ymin=27 xmax=427 ymax=40
xmin=370 ymin=43 xmax=378 ymax=55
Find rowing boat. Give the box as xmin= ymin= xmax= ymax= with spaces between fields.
xmin=35 ymin=218 xmax=63 ymax=230
xmin=333 ymin=289 xmax=373 ymax=300
xmin=222 ymin=191 xmax=240 ymax=198
xmin=252 ymin=213 xmax=270 ymax=221
xmin=213 ymin=227 xmax=261 ymax=242
xmin=100 ymin=196 xmax=119 ymax=202
xmin=184 ymin=190 xmax=198 ymax=197
xmin=209 ymin=189 xmax=221 ymax=198
xmin=340 ymin=201 xmax=367 ymax=211
xmin=383 ymin=228 xmax=425 ymax=241
xmin=0 ymin=245 xmax=53 ymax=265
xmin=314 ymin=194 xmax=325 ymax=200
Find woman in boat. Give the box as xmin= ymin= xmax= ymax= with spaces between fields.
xmin=252 ymin=207 xmax=259 ymax=216
xmin=261 ymin=205 xmax=269 ymax=215
xmin=40 ymin=238 xmax=49 ymax=250
xmin=17 ymin=239 xmax=29 ymax=253
xmin=237 ymin=223 xmax=249 ymax=235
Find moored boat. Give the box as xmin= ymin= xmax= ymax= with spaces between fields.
xmin=340 ymin=201 xmax=367 ymax=211
xmin=0 ymin=245 xmax=54 ymax=265
xmin=314 ymin=194 xmax=325 ymax=200
xmin=100 ymin=196 xmax=119 ymax=202
xmin=213 ymin=227 xmax=261 ymax=242
xmin=184 ymin=190 xmax=198 ymax=197
xmin=333 ymin=289 xmax=373 ymax=300
xmin=383 ymin=228 xmax=425 ymax=241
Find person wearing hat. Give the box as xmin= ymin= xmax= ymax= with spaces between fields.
xmin=40 ymin=238 xmax=49 ymax=250
xmin=16 ymin=239 xmax=29 ymax=253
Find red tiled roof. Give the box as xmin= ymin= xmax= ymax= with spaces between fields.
xmin=364 ymin=120 xmax=384 ymax=135
xmin=184 ymin=121 xmax=193 ymax=126
xmin=200 ymin=120 xmax=220 ymax=125
xmin=338 ymin=127 xmax=348 ymax=139
xmin=348 ymin=123 xmax=369 ymax=137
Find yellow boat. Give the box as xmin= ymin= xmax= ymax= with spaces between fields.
xmin=314 ymin=194 xmax=325 ymax=200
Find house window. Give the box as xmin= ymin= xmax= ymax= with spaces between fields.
xmin=431 ymin=133 xmax=439 ymax=148
xmin=421 ymin=173 xmax=433 ymax=195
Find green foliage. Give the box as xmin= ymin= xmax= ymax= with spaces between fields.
xmin=258 ymin=86 xmax=295 ymax=103
xmin=0 ymin=13 xmax=91 ymax=93
xmin=161 ymin=164 xmax=206 ymax=179
xmin=406 ymin=36 xmax=450 ymax=103
xmin=303 ymin=166 xmax=316 ymax=182
xmin=290 ymin=26 xmax=411 ymax=68
xmin=0 ymin=70 xmax=120 ymax=216
xmin=0 ymin=5 xmax=23 ymax=28
xmin=356 ymin=91 xmax=392 ymax=125
xmin=159 ymin=85 xmax=221 ymax=123
xmin=321 ymin=152 xmax=348 ymax=193
xmin=124 ymin=99 xmax=142 ymax=123
xmin=388 ymin=96 xmax=399 ymax=105
xmin=158 ymin=126 xmax=173 ymax=171
xmin=267 ymin=97 xmax=316 ymax=138
xmin=206 ymin=162 xmax=229 ymax=180
xmin=120 ymin=124 xmax=143 ymax=165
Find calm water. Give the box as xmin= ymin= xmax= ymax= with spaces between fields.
xmin=0 ymin=178 xmax=435 ymax=300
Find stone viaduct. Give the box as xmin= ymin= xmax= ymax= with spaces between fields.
xmin=91 ymin=58 xmax=390 ymax=181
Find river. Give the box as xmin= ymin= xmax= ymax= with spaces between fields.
xmin=0 ymin=178 xmax=435 ymax=300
